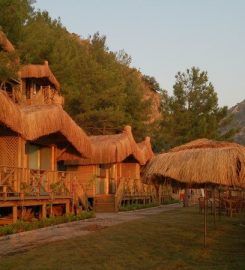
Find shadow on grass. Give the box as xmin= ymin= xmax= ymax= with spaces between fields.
xmin=0 ymin=206 xmax=244 ymax=270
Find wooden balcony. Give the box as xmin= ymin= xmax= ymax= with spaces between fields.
xmin=0 ymin=165 xmax=90 ymax=224
xmin=0 ymin=165 xmax=83 ymax=201
xmin=9 ymin=85 xmax=64 ymax=106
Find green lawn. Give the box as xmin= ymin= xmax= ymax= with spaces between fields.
xmin=1 ymin=207 xmax=245 ymax=270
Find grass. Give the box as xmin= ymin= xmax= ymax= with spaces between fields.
xmin=0 ymin=211 xmax=95 ymax=236
xmin=119 ymin=198 xmax=180 ymax=211
xmin=119 ymin=202 xmax=159 ymax=211
xmin=0 ymin=207 xmax=245 ymax=270
xmin=162 ymin=198 xmax=180 ymax=205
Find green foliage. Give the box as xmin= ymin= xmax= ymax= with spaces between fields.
xmin=1 ymin=208 xmax=245 ymax=269
xmin=0 ymin=0 xmax=34 ymax=44
xmin=0 ymin=51 xmax=19 ymax=86
xmin=12 ymin=8 xmax=153 ymax=140
xmin=158 ymin=67 xmax=235 ymax=149
xmin=119 ymin=203 xmax=158 ymax=211
xmin=142 ymin=75 xmax=162 ymax=92
xmin=162 ymin=198 xmax=180 ymax=205
xmin=149 ymin=89 xmax=170 ymax=152
xmin=0 ymin=1 xmax=234 ymax=149
xmin=0 ymin=211 xmax=95 ymax=236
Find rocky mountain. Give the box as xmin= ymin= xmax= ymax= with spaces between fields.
xmin=229 ymin=99 xmax=245 ymax=145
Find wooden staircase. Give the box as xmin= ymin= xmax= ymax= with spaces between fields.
xmin=94 ymin=195 xmax=116 ymax=212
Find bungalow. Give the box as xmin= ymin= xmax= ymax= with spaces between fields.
xmin=0 ymin=32 xmax=92 ymax=224
xmin=60 ymin=126 xmax=156 ymax=212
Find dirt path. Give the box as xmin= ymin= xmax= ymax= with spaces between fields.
xmin=0 ymin=203 xmax=181 ymax=257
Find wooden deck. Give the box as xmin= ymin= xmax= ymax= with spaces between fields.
xmin=0 ymin=165 xmax=88 ymax=225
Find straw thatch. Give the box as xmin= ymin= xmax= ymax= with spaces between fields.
xmin=138 ymin=136 xmax=154 ymax=162
xmin=143 ymin=138 xmax=245 ymax=188
xmin=0 ymin=91 xmax=22 ymax=134
xmin=0 ymin=31 xmax=15 ymax=53
xmin=65 ymin=126 xmax=152 ymax=165
xmin=169 ymin=138 xmax=242 ymax=152
xmin=81 ymin=126 xmax=145 ymax=165
xmin=20 ymin=62 xmax=60 ymax=91
xmin=0 ymin=90 xmax=91 ymax=158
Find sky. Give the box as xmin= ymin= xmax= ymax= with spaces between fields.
xmin=34 ymin=0 xmax=245 ymax=107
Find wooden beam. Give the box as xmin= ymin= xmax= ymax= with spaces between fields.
xmin=204 ymin=186 xmax=207 ymax=248
xmin=13 ymin=205 xmax=17 ymax=223
xmin=51 ymin=145 xmax=55 ymax=171
xmin=56 ymin=147 xmax=67 ymax=160
xmin=65 ymin=201 xmax=70 ymax=214
xmin=42 ymin=203 xmax=47 ymax=219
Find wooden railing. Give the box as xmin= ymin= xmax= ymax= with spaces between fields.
xmin=8 ymin=85 xmax=64 ymax=106
xmin=115 ymin=178 xmax=125 ymax=210
xmin=114 ymin=177 xmax=157 ymax=209
xmin=0 ymin=166 xmax=87 ymax=203
xmin=30 ymin=86 xmax=64 ymax=106
xmin=71 ymin=176 xmax=88 ymax=210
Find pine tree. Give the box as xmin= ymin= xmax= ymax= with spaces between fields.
xmin=159 ymin=67 xmax=234 ymax=149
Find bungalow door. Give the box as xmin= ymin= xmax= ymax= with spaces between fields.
xmin=40 ymin=147 xmax=51 ymax=192
xmin=26 ymin=144 xmax=50 ymax=194
xmin=108 ymin=164 xmax=116 ymax=194
xmin=27 ymin=144 xmax=39 ymax=170
xmin=40 ymin=147 xmax=51 ymax=170
xmin=95 ymin=165 xmax=106 ymax=195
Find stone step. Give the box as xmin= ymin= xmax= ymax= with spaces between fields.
xmin=94 ymin=195 xmax=115 ymax=204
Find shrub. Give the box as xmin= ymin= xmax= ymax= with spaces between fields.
xmin=0 ymin=211 xmax=95 ymax=237
xmin=119 ymin=203 xmax=158 ymax=212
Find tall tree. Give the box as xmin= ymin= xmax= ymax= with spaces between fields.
xmin=17 ymin=11 xmax=153 ymax=139
xmin=0 ymin=51 xmax=19 ymax=87
xmin=0 ymin=0 xmax=34 ymax=44
xmin=0 ymin=4 xmax=153 ymax=141
xmin=159 ymin=67 xmax=234 ymax=149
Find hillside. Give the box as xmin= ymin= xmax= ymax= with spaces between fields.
xmin=229 ymin=99 xmax=245 ymax=145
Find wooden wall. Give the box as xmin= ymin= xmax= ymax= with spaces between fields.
xmin=120 ymin=163 xmax=140 ymax=179
xmin=0 ymin=135 xmax=19 ymax=167
xmin=67 ymin=165 xmax=96 ymax=197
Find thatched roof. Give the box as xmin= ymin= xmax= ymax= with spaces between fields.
xmin=169 ymin=138 xmax=241 ymax=152
xmin=20 ymin=61 xmax=60 ymax=90
xmin=64 ymin=126 xmax=153 ymax=166
xmin=0 ymin=31 xmax=15 ymax=53
xmin=0 ymin=91 xmax=22 ymax=134
xmin=143 ymin=138 xmax=245 ymax=188
xmin=0 ymin=90 xmax=91 ymax=158
xmin=138 ymin=136 xmax=154 ymax=163
xmin=79 ymin=126 xmax=145 ymax=165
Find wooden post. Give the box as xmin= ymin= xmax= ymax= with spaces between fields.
xmin=42 ymin=204 xmax=47 ymax=219
xmin=16 ymin=137 xmax=22 ymax=193
xmin=204 ymin=186 xmax=207 ymax=248
xmin=50 ymin=203 xmax=53 ymax=217
xmin=51 ymin=145 xmax=55 ymax=171
xmin=13 ymin=206 xmax=18 ymax=223
xmin=213 ymin=187 xmax=216 ymax=227
xmin=183 ymin=188 xmax=189 ymax=207
xmin=65 ymin=201 xmax=70 ymax=214
xmin=72 ymin=188 xmax=75 ymax=214
xmin=3 ymin=185 xmax=7 ymax=200
xmin=218 ymin=188 xmax=221 ymax=220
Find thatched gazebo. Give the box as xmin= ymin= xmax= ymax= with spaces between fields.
xmin=143 ymin=138 xmax=245 ymax=189
xmin=143 ymin=138 xmax=245 ymax=247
